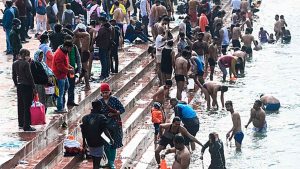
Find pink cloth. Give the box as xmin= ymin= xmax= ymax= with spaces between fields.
xmin=199 ymin=14 xmax=209 ymax=32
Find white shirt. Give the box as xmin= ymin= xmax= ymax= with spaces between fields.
xmin=231 ymin=0 xmax=241 ymax=10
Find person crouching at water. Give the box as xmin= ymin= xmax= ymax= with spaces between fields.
xmin=200 ymin=132 xmax=226 ymax=169
xmin=260 ymin=94 xmax=281 ymax=111
xmin=225 ymin=101 xmax=244 ymax=150
xmin=201 ymin=82 xmax=228 ymax=111
xmin=217 ymin=55 xmax=238 ymax=82
xmin=155 ymin=117 xmax=203 ymax=166
xmin=163 ymin=135 xmax=191 ymax=169
xmin=245 ymin=100 xmax=267 ymax=132
xmin=170 ymin=98 xmax=200 ymax=151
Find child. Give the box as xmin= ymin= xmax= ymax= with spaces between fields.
xmin=151 ymin=102 xmax=164 ymax=148
xmin=62 ymin=3 xmax=75 ymax=28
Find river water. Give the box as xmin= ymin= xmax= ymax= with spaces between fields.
xmin=191 ymin=0 xmax=300 ymax=168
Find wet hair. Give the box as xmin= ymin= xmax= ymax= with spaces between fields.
xmin=114 ymin=1 xmax=119 ymax=6
xmin=255 ymin=100 xmax=263 ymax=106
xmin=182 ymin=50 xmax=190 ymax=58
xmin=174 ymin=135 xmax=185 ymax=144
xmin=170 ymin=98 xmax=178 ymax=103
xmin=63 ymin=40 xmax=73 ymax=48
xmin=172 ymin=116 xmax=181 ymax=123
xmin=165 ymin=79 xmax=173 ymax=86
xmin=260 ymin=94 xmax=264 ymax=98
xmin=225 ymin=100 xmax=233 ymax=106
xmin=209 ymin=132 xmax=217 ymax=142
xmin=91 ymin=100 xmax=103 ymax=113
xmin=66 ymin=3 xmax=71 ymax=9
xmin=260 ymin=27 xmax=263 ymax=30
xmin=40 ymin=34 xmax=49 ymax=43
xmin=54 ymin=24 xmax=62 ymax=33
xmin=220 ymin=86 xmax=228 ymax=92
xmin=19 ymin=48 xmax=30 ymax=58
xmin=6 ymin=0 xmax=13 ymax=7
xmin=167 ymin=40 xmax=174 ymax=47
xmin=280 ymin=15 xmax=284 ymax=19
xmin=64 ymin=34 xmax=73 ymax=41
xmin=254 ymin=40 xmax=258 ymax=45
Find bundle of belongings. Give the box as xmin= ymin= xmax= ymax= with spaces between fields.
xmin=63 ymin=135 xmax=82 ymax=156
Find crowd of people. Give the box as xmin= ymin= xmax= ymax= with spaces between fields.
xmin=1 ymin=0 xmax=288 ymax=168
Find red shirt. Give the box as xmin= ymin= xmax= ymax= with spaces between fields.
xmin=52 ymin=47 xmax=70 ymax=79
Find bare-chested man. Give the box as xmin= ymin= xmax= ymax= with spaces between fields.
xmin=240 ymin=0 xmax=249 ymax=14
xmin=202 ymin=82 xmax=228 ymax=110
xmin=225 ymin=101 xmax=244 ymax=150
xmin=150 ymin=0 xmax=167 ymax=26
xmin=192 ymin=32 xmax=208 ymax=65
xmin=207 ymin=38 xmax=218 ymax=80
xmin=245 ymin=100 xmax=267 ymax=132
xmin=242 ymin=27 xmax=256 ymax=57
xmin=155 ymin=117 xmax=203 ymax=166
xmin=241 ymin=12 xmax=252 ymax=32
xmin=260 ymin=94 xmax=281 ymax=111
xmin=175 ymin=50 xmax=189 ymax=100
xmin=203 ymin=26 xmax=212 ymax=44
xmin=113 ymin=1 xmax=125 ymax=24
xmin=152 ymin=79 xmax=173 ymax=105
xmin=274 ymin=14 xmax=281 ymax=41
xmin=232 ymin=23 xmax=242 ymax=48
xmin=188 ymin=0 xmax=199 ymax=27
xmin=164 ymin=135 xmax=191 ymax=169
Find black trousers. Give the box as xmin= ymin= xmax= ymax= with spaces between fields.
xmin=17 ymin=84 xmax=33 ymax=129
xmin=19 ymin=16 xmax=28 ymax=41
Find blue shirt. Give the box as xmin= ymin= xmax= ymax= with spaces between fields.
xmin=2 ymin=7 xmax=15 ymax=29
xmin=175 ymin=103 xmax=197 ymax=119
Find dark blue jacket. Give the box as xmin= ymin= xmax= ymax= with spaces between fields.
xmin=2 ymin=7 xmax=15 ymax=30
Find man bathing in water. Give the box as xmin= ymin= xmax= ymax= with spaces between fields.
xmin=201 ymin=82 xmax=228 ymax=111
xmin=242 ymin=27 xmax=257 ymax=58
xmin=207 ymin=37 xmax=219 ymax=81
xmin=281 ymin=26 xmax=291 ymax=43
xmin=164 ymin=135 xmax=191 ymax=169
xmin=152 ymin=79 xmax=173 ymax=106
xmin=225 ymin=101 xmax=244 ymax=150
xmin=274 ymin=14 xmax=281 ymax=41
xmin=260 ymin=94 xmax=281 ymax=111
xmin=245 ymin=100 xmax=267 ymax=132
xmin=155 ymin=117 xmax=203 ymax=166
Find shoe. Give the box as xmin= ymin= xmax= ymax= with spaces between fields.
xmin=25 ymin=36 xmax=32 ymax=39
xmin=6 ymin=51 xmax=13 ymax=55
xmin=67 ymin=102 xmax=79 ymax=106
xmin=21 ymin=40 xmax=29 ymax=43
xmin=23 ymin=127 xmax=36 ymax=131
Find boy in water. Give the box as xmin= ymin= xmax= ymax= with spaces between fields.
xmin=151 ymin=102 xmax=165 ymax=148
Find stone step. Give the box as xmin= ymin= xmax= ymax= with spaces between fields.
xmin=9 ymin=45 xmax=153 ymax=169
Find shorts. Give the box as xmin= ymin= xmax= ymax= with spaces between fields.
xmin=232 ymin=9 xmax=241 ymax=14
xmin=88 ymin=146 xmax=104 ymax=157
xmin=183 ymin=118 xmax=200 ymax=145
xmin=81 ymin=51 xmax=90 ymax=63
xmin=208 ymin=57 xmax=216 ymax=67
xmin=232 ymin=39 xmax=241 ymax=48
xmin=153 ymin=123 xmax=160 ymax=135
xmin=234 ymin=131 xmax=244 ymax=144
xmin=159 ymin=136 xmax=174 ymax=147
xmin=265 ymin=103 xmax=280 ymax=111
xmin=243 ymin=46 xmax=252 ymax=55
xmin=175 ymin=74 xmax=185 ymax=82
xmin=253 ymin=121 xmax=267 ymax=132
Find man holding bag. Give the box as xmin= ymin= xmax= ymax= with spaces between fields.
xmin=12 ymin=48 xmax=36 ymax=131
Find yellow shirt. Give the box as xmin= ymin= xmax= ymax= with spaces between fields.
xmin=110 ymin=4 xmax=127 ymax=15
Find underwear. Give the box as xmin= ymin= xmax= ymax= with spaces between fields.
xmin=243 ymin=46 xmax=253 ymax=54
xmin=81 ymin=51 xmax=90 ymax=63
xmin=232 ymin=39 xmax=241 ymax=48
xmin=253 ymin=121 xmax=267 ymax=132
xmin=175 ymin=74 xmax=185 ymax=82
xmin=234 ymin=131 xmax=244 ymax=144
xmin=265 ymin=103 xmax=280 ymax=111
xmin=208 ymin=57 xmax=216 ymax=66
